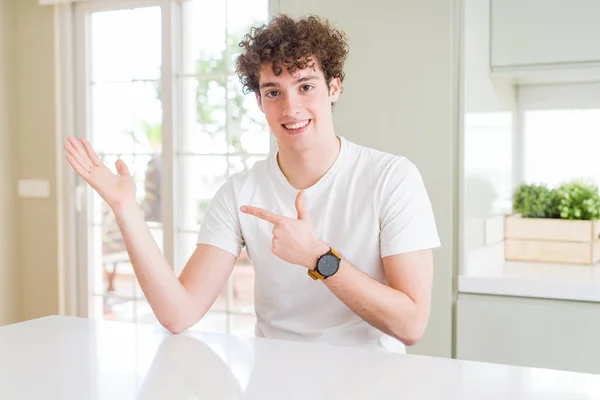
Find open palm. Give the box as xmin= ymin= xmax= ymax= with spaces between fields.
xmin=64 ymin=136 xmax=137 ymax=212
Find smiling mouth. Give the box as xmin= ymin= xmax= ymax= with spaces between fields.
xmin=282 ymin=119 xmax=311 ymax=131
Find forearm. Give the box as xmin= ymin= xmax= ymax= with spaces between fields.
xmin=114 ymin=200 xmax=196 ymax=332
xmin=323 ymin=260 xmax=428 ymax=346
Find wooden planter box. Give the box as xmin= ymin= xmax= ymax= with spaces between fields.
xmin=504 ymin=214 xmax=600 ymax=265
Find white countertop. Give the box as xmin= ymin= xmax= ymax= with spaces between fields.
xmin=459 ymin=243 xmax=600 ymax=302
xmin=1 ymin=316 xmax=600 ymax=399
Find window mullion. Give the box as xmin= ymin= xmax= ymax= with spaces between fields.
xmin=224 ymin=0 xmax=234 ymax=334
xmin=161 ymin=0 xmax=176 ymax=268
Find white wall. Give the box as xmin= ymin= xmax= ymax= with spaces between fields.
xmin=276 ymin=0 xmax=459 ymax=357
xmin=462 ymin=0 xmax=516 ymax=272
xmin=0 ymin=0 xmax=20 ymax=326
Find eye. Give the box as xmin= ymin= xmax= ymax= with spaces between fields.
xmin=265 ymin=90 xmax=279 ymax=98
xmin=300 ymin=84 xmax=314 ymax=92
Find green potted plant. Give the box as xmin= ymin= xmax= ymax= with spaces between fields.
xmin=512 ymin=182 xmax=557 ymax=218
xmin=553 ymin=179 xmax=600 ymax=221
xmin=505 ymin=179 xmax=600 ymax=265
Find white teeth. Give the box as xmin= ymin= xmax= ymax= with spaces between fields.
xmin=284 ymin=120 xmax=310 ymax=130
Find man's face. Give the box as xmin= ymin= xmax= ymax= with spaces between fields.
xmin=255 ymin=61 xmax=341 ymax=153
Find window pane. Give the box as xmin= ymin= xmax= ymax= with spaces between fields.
xmin=227 ymin=75 xmax=270 ymax=154
xmin=178 ymin=155 xmax=229 ymax=231
xmin=130 ymin=7 xmax=162 ymax=81
xmin=91 ymin=81 xmax=161 ymax=155
xmin=90 ymin=7 xmax=161 ymax=82
xmin=181 ymin=77 xmax=228 ymax=154
xmin=133 ymin=81 xmax=163 ymax=152
xmin=91 ymin=83 xmax=135 ymax=153
xmin=524 ymin=109 xmax=600 ymax=186
xmin=86 ymin=7 xmax=163 ymax=324
xmin=180 ymin=76 xmax=270 ymax=155
xmin=227 ymin=0 xmax=269 ymax=65
xmin=181 ymin=0 xmax=226 ymax=76
xmin=91 ymin=10 xmax=133 ymax=81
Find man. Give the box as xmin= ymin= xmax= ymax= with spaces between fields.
xmin=64 ymin=14 xmax=440 ymax=353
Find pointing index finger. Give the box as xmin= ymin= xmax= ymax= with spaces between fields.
xmin=241 ymin=206 xmax=282 ymax=224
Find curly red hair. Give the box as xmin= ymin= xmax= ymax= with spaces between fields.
xmin=235 ymin=14 xmax=349 ymax=95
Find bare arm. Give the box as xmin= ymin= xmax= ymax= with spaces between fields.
xmin=322 ymin=248 xmax=434 ymax=346
xmin=64 ymin=136 xmax=235 ymax=333
xmin=114 ymin=200 xmax=235 ymax=333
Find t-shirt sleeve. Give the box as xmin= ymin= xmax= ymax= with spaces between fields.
xmin=379 ymin=158 xmax=441 ymax=258
xmin=196 ymin=179 xmax=244 ymax=258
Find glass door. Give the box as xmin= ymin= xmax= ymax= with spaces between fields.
xmin=74 ymin=0 xmax=270 ymax=334
xmin=75 ymin=1 xmax=167 ymax=324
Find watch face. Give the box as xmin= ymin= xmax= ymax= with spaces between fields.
xmin=318 ymin=254 xmax=340 ymax=276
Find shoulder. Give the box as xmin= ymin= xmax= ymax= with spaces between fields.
xmin=343 ymin=138 xmax=423 ymax=183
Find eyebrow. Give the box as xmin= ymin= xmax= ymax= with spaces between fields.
xmin=259 ymin=75 xmax=320 ymax=89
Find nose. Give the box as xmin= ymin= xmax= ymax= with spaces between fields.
xmin=281 ymin=92 xmax=301 ymax=117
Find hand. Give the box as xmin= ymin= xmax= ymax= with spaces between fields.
xmin=64 ymin=136 xmax=137 ymax=213
xmin=241 ymin=191 xmax=329 ymax=269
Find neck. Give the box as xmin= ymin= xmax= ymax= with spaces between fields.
xmin=276 ymin=135 xmax=341 ymax=190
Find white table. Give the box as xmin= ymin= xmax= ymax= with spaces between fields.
xmin=1 ymin=316 xmax=599 ymax=399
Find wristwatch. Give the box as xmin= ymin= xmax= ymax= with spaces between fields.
xmin=308 ymin=247 xmax=342 ymax=280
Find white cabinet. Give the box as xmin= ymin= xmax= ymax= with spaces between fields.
xmin=456 ymin=293 xmax=600 ymax=374
xmin=491 ymin=0 xmax=600 ymax=68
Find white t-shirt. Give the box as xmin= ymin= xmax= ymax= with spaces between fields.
xmin=196 ymin=136 xmax=440 ymax=353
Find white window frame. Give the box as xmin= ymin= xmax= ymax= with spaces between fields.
xmin=53 ymin=0 xmax=278 ymax=323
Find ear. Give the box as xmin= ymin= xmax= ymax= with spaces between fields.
xmin=255 ymin=93 xmax=264 ymax=113
xmin=328 ymin=77 xmax=342 ymax=103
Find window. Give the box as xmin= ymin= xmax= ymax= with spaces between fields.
xmin=74 ymin=0 xmax=270 ymax=335
xmin=523 ymin=109 xmax=600 ymax=187
xmin=519 ymin=83 xmax=600 ymax=188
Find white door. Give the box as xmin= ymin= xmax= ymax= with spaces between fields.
xmin=73 ymin=0 xmax=270 ymax=333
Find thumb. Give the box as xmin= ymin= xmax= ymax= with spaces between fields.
xmin=295 ymin=191 xmax=309 ymax=220
xmin=115 ymin=159 xmax=131 ymax=176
